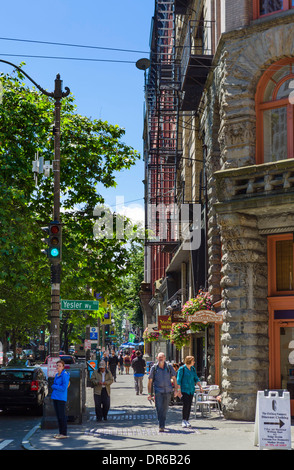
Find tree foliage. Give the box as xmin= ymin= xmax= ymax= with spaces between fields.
xmin=0 ymin=65 xmax=141 ymax=347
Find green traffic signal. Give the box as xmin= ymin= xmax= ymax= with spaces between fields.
xmin=41 ymin=221 xmax=62 ymax=263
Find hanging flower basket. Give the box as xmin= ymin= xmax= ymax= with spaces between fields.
xmin=181 ymin=290 xmax=215 ymax=320
xmin=159 ymin=330 xmax=170 ymax=341
xmin=170 ymin=323 xmax=190 ymax=350
xmin=143 ymin=328 xmax=160 ymax=342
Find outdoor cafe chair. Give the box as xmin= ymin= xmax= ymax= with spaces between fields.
xmin=194 ymin=385 xmax=221 ymax=418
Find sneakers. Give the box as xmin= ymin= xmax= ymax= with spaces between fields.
xmin=182 ymin=420 xmax=191 ymax=428
xmin=54 ymin=434 xmax=68 ymax=439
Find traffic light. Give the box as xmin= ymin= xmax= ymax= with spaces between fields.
xmin=41 ymin=221 xmax=62 ymax=263
xmin=105 ymin=325 xmax=110 ymax=336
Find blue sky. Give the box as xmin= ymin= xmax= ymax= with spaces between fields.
xmin=0 ymin=0 xmax=154 ymax=223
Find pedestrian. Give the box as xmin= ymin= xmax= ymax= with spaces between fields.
xmin=147 ymin=352 xmax=180 ymax=432
xmin=118 ymin=351 xmax=124 ymax=375
xmin=91 ymin=360 xmax=114 ymax=421
xmin=123 ymin=352 xmax=131 ymax=374
xmin=131 ymin=349 xmax=136 ymax=361
xmin=169 ymin=363 xmax=180 ymax=405
xmin=108 ymin=349 xmax=118 ymax=382
xmin=102 ymin=351 xmax=109 ymax=367
xmin=132 ymin=350 xmax=146 ymax=395
xmin=51 ymin=360 xmax=70 ymax=439
xmin=177 ymin=355 xmax=203 ymax=428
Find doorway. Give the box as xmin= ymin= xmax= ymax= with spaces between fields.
xmin=269 ymin=307 xmax=294 ymax=415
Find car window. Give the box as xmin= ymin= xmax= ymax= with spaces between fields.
xmin=0 ymin=371 xmax=33 ymax=380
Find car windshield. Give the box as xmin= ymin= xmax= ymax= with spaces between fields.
xmin=0 ymin=370 xmax=34 ymax=380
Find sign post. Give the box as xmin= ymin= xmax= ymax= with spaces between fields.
xmin=254 ymin=390 xmax=292 ymax=450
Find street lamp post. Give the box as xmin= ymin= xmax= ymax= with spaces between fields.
xmin=0 ymin=60 xmax=70 ymax=358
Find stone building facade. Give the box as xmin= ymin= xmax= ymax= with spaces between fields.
xmin=141 ymin=0 xmax=294 ymax=420
xmin=200 ymin=2 xmax=294 ymax=420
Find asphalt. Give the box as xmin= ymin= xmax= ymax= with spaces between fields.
xmin=21 ymin=371 xmax=289 ymax=452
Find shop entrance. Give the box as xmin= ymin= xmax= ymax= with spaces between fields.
xmin=269 ymin=299 xmax=294 ymax=415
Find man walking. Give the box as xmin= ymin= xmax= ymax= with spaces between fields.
xmin=148 ymin=352 xmax=179 ymax=432
xmin=132 ymin=350 xmax=146 ymax=395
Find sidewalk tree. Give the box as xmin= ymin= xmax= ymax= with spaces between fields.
xmin=0 ymin=65 xmax=141 ymax=347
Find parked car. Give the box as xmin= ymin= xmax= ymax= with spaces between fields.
xmin=0 ymin=366 xmax=48 ymax=414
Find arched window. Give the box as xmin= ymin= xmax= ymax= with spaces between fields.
xmin=256 ymin=59 xmax=294 ymax=164
xmin=253 ymin=0 xmax=294 ymax=19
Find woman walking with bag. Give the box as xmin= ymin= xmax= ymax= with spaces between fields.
xmin=177 ymin=356 xmax=203 ymax=428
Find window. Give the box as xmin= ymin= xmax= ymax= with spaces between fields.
xmin=268 ymin=234 xmax=294 ymax=296
xmin=256 ymin=59 xmax=294 ymax=164
xmin=253 ymin=0 xmax=294 ymax=19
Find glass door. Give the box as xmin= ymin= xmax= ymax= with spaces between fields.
xmin=279 ymin=323 xmax=294 ymax=414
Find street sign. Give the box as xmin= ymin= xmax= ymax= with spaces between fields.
xmin=100 ymin=310 xmax=111 ymax=325
xmin=90 ymin=327 xmax=98 ymax=340
xmin=47 ymin=357 xmax=59 ymax=378
xmin=61 ymin=299 xmax=99 ymax=311
xmin=254 ymin=390 xmax=292 ymax=449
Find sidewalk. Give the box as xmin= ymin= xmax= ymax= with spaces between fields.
xmin=24 ymin=372 xmax=259 ymax=451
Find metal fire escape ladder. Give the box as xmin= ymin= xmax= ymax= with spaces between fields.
xmin=147 ymin=0 xmax=179 ymax=205
xmin=146 ymin=0 xmax=180 ymax=252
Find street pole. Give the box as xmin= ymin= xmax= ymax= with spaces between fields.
xmin=50 ymin=74 xmax=68 ymax=358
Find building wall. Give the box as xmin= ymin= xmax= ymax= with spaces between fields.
xmin=202 ymin=11 xmax=294 ymax=420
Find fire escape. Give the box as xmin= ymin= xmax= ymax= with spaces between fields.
xmin=145 ymin=0 xmax=180 ymax=292
xmin=144 ymin=0 xmax=214 ymax=294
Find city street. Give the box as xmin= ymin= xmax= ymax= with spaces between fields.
xmin=21 ymin=371 xmax=259 ymax=451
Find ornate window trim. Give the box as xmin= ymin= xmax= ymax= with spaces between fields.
xmin=255 ymin=58 xmax=294 ymax=164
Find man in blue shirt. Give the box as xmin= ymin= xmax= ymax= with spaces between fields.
xmin=148 ymin=352 xmax=180 ymax=432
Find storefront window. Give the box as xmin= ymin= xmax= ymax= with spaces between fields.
xmin=276 ymin=239 xmax=293 ymax=291
xmin=280 ymin=326 xmax=294 ymax=398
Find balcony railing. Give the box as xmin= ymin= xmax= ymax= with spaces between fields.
xmin=214 ymin=159 xmax=294 ymax=209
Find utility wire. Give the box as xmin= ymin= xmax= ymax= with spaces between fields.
xmin=0 ymin=36 xmax=149 ymax=54
xmin=0 ymin=52 xmax=136 ymax=64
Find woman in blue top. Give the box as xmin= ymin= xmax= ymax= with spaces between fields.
xmin=51 ymin=360 xmax=70 ymax=439
xmin=177 ymin=356 xmax=203 ymax=428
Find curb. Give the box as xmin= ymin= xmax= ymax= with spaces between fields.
xmin=22 ymin=423 xmax=41 ymax=450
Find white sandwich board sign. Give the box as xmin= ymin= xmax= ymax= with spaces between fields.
xmin=254 ymin=390 xmax=292 ymax=450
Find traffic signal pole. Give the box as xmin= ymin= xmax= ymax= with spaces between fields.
xmin=50 ymin=76 xmax=63 ymax=359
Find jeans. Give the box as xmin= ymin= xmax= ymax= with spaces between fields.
xmin=134 ymin=375 xmax=144 ymax=394
xmin=94 ymin=388 xmax=110 ymax=420
xmin=154 ymin=392 xmax=170 ymax=429
xmin=182 ymin=392 xmax=194 ymax=421
xmin=53 ymin=399 xmax=67 ymax=436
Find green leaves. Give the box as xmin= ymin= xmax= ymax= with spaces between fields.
xmin=0 ymin=66 xmax=142 ymax=345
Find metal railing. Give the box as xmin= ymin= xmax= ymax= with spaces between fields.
xmin=180 ymin=20 xmax=214 ymax=88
